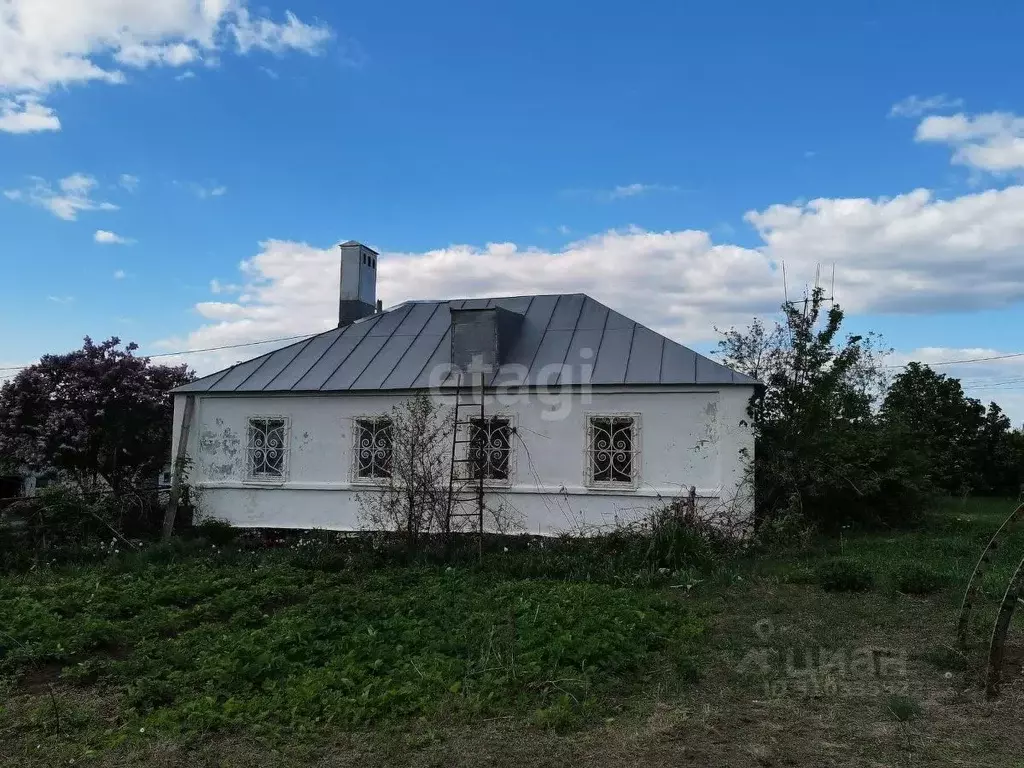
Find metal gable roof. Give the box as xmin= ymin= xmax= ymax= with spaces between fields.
xmin=172 ymin=294 xmax=757 ymax=393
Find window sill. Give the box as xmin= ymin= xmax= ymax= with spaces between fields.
xmin=242 ymin=477 xmax=288 ymax=487
xmin=350 ymin=476 xmax=391 ymax=486
xmin=459 ymin=477 xmax=513 ymax=489
xmin=582 ymin=482 xmax=640 ymax=494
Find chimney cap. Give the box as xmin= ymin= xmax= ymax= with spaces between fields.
xmin=338 ymin=240 xmax=379 ymax=255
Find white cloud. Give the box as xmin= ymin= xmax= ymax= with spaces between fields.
xmin=0 ymin=96 xmax=60 ymax=133
xmin=571 ymin=183 xmax=680 ymax=201
xmin=160 ymin=181 xmax=1024 ymax=377
xmin=610 ymin=183 xmax=654 ymax=199
xmin=5 ymin=173 xmax=118 ymax=220
xmin=746 ymin=185 xmax=1024 ymax=313
xmin=890 ymin=94 xmax=963 ymax=118
xmin=113 ymin=269 xmax=127 ymax=279
xmin=184 ymin=181 xmax=227 ymax=199
xmin=0 ymin=0 xmax=333 ymax=130
xmin=916 ymin=111 xmax=1024 ymax=173
xmin=154 ymin=232 xmax=777 ymax=372
xmin=114 ymin=41 xmax=198 ymax=68
xmin=231 ymin=9 xmax=332 ymax=55
xmin=119 ymin=174 xmax=139 ymax=192
xmin=209 ymin=278 xmax=241 ymax=294
xmin=47 ymin=295 xmax=74 ymax=304
xmin=174 ymin=70 xmax=196 ymax=81
xmin=95 ymin=229 xmax=134 ymax=245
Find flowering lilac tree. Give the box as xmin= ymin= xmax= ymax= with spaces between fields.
xmin=0 ymin=337 xmax=193 ymax=497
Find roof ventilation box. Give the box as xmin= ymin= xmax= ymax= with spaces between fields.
xmin=449 ymin=306 xmax=523 ymax=373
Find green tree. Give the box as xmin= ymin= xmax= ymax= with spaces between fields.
xmin=718 ymin=290 xmax=933 ymax=529
xmin=0 ymin=337 xmax=193 ymax=497
xmin=881 ymin=362 xmax=985 ymax=495
xmin=975 ymin=402 xmax=1024 ymax=496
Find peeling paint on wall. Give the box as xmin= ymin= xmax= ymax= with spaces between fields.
xmin=198 ymin=424 xmax=243 ymax=480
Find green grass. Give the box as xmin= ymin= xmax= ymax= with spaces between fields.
xmin=815 ymin=557 xmax=875 ymax=592
xmin=0 ymin=553 xmax=706 ymax=748
xmin=885 ymin=694 xmax=923 ymax=722
xmin=751 ymin=496 xmax=1024 ymax=601
xmin=3 ymin=496 xmax=1024 ymax=767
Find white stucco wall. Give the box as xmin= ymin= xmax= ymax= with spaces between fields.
xmin=171 ymin=385 xmax=754 ymax=535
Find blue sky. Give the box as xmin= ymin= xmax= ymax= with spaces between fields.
xmin=3 ymin=1 xmax=1024 ymax=417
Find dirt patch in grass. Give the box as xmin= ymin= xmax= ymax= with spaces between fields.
xmin=17 ymin=661 xmax=63 ymax=694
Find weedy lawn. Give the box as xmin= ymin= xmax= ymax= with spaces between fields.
xmin=2 ymin=497 xmax=1024 ymax=767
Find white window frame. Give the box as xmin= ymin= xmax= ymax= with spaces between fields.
xmin=351 ymin=415 xmax=394 ymax=484
xmin=583 ymin=412 xmax=641 ymax=490
xmin=463 ymin=413 xmax=515 ymax=487
xmin=245 ymin=415 xmax=290 ymax=484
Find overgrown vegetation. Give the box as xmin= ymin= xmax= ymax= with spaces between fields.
xmin=3 ymin=496 xmax=1024 ymax=766
xmin=0 ymin=550 xmax=706 ymax=742
xmin=0 ymin=337 xmax=193 ymax=498
xmin=816 ymin=558 xmax=875 ymax=592
xmin=890 ymin=560 xmax=948 ymax=595
xmin=717 ymin=290 xmax=1024 ymax=531
xmin=882 ymin=362 xmax=1024 ymax=497
xmin=357 ymin=392 xmax=465 ymax=555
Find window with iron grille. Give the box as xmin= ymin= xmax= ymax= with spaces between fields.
xmin=468 ymin=417 xmax=511 ymax=481
xmin=586 ymin=415 xmax=639 ymax=486
xmin=354 ymin=418 xmax=393 ymax=480
xmin=246 ymin=417 xmax=289 ymax=481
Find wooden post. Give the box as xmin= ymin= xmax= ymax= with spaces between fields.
xmin=162 ymin=395 xmax=196 ymax=540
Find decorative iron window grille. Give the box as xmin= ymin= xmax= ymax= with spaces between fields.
xmin=586 ymin=415 xmax=638 ymax=486
xmin=354 ymin=418 xmax=393 ymax=480
xmin=246 ymin=417 xmax=288 ymax=481
xmin=468 ymin=417 xmax=511 ymax=481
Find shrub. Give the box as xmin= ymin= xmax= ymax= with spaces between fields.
xmin=753 ymin=509 xmax=817 ymax=555
xmin=194 ymin=518 xmax=238 ymax=547
xmin=140 ymin=538 xmax=208 ymax=566
xmin=890 ymin=561 xmax=947 ymax=595
xmin=816 ymin=558 xmax=874 ymax=592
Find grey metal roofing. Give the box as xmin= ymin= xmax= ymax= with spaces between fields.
xmin=172 ymin=294 xmax=757 ymax=394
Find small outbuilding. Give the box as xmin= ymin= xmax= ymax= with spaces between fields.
xmin=170 ymin=241 xmax=756 ymax=534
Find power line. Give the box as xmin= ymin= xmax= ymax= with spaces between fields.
xmin=885 ymin=351 xmax=1024 ymax=369
xmin=0 ymin=331 xmax=321 ymax=374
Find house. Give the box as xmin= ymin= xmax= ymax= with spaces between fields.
xmin=170 ymin=241 xmax=756 ymax=534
